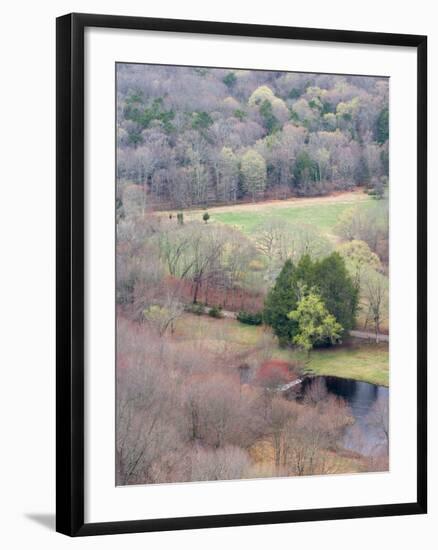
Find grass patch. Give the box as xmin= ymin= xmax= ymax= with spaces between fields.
xmin=173 ymin=314 xmax=269 ymax=350
xmin=165 ymin=191 xmax=373 ymax=239
xmin=174 ymin=314 xmax=389 ymax=386
xmin=271 ymin=341 xmax=388 ymax=386
xmin=212 ymin=198 xmax=373 ymax=237
xmin=303 ymin=343 xmax=389 ymax=386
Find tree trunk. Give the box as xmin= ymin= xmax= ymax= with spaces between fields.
xmin=193 ymin=277 xmax=201 ymax=304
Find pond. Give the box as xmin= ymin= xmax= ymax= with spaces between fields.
xmin=298 ymin=376 xmax=389 ymax=456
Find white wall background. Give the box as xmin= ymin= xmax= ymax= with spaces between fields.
xmin=0 ymin=1 xmax=434 ymax=548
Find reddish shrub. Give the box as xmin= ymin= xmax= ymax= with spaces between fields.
xmin=256 ymin=359 xmax=296 ymax=386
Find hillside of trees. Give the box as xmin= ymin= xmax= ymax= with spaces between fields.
xmin=117 ymin=64 xmax=389 ymax=210
xmin=116 ymin=64 xmax=390 ymax=485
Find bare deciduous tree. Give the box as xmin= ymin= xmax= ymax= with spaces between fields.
xmin=190 ymin=445 xmax=251 ymax=481
xmin=366 ymin=395 xmax=389 ymax=455
xmin=143 ymin=292 xmax=184 ymax=337
xmin=362 ymin=268 xmax=389 ymax=342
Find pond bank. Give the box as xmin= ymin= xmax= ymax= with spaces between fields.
xmin=188 ymin=308 xmax=389 ymax=387
xmin=292 ymin=376 xmax=389 ymax=456
xmin=301 ymin=344 xmax=389 ymax=387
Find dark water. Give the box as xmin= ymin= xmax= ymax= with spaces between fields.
xmin=299 ymin=376 xmax=389 ymax=456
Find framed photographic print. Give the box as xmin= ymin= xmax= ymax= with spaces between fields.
xmin=56 ymin=13 xmax=427 ymax=536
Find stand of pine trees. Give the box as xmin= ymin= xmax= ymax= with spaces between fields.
xmin=263 ymin=253 xmax=358 ymax=347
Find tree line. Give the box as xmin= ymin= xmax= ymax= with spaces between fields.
xmin=117 ymin=65 xmax=389 ymax=209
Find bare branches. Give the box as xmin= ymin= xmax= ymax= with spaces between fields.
xmin=362 ymin=268 xmax=389 ymax=342
xmin=255 ymin=219 xmax=332 ymax=277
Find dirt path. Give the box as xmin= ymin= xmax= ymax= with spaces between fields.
xmin=220 ymin=309 xmax=238 ymax=319
xmin=350 ymin=330 xmax=389 ymax=343
xmin=212 ymin=308 xmax=389 ymax=343
xmin=160 ymin=189 xmax=368 ymax=217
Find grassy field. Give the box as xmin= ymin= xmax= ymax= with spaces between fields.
xmin=300 ymin=344 xmax=389 ymax=386
xmin=174 ymin=191 xmax=373 ymax=238
xmin=174 ymin=313 xmax=263 ymax=349
xmin=174 ymin=314 xmax=389 ymax=386
xmin=272 ymin=341 xmax=388 ymax=387
xmin=213 ymin=199 xmax=372 ymax=237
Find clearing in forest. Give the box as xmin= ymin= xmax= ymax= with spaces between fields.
xmin=170 ymin=190 xmax=373 ymax=237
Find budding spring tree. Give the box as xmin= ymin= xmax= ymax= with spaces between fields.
xmin=240 ymin=149 xmax=267 ymax=201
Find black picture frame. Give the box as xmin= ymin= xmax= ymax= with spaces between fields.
xmin=56 ymin=12 xmax=427 ymax=537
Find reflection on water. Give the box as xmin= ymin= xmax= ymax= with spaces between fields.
xmin=299 ymin=376 xmax=389 ymax=456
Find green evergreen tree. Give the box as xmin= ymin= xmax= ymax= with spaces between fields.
xmin=293 ymin=150 xmax=319 ymax=187
xmin=192 ymin=111 xmax=213 ymax=131
xmin=265 ymin=252 xmax=358 ymax=347
xmin=295 ymin=254 xmax=316 ymax=285
xmin=263 ymin=260 xmax=298 ymax=346
xmin=259 ymin=99 xmax=280 ymax=134
xmin=313 ymin=252 xmax=358 ymax=331
xmin=223 ymin=72 xmax=237 ymax=88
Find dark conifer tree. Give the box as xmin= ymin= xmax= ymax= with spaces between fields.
xmin=263 ymin=259 xmax=298 ymax=346
xmin=313 ymin=252 xmax=358 ymax=331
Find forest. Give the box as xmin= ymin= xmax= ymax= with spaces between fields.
xmin=117 ymin=64 xmax=389 ymax=210
xmin=116 ymin=64 xmax=389 ymax=486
